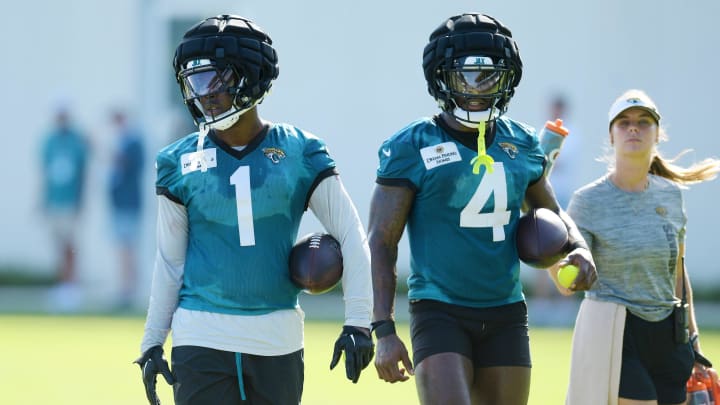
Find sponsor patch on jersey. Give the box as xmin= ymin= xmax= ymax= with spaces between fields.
xmin=498 ymin=142 xmax=518 ymax=159
xmin=420 ymin=142 xmax=462 ymax=170
xmin=263 ymin=147 xmax=286 ymax=164
xmin=181 ymin=148 xmax=217 ymax=174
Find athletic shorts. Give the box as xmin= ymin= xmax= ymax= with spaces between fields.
xmin=618 ymin=310 xmax=694 ymax=403
xmin=171 ymin=345 xmax=304 ymax=405
xmin=409 ymin=299 xmax=531 ymax=368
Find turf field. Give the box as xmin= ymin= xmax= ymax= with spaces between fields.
xmin=1 ymin=314 xmax=718 ymax=404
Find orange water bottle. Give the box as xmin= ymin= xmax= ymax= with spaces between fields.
xmin=538 ymin=118 xmax=570 ymax=177
xmin=701 ymin=373 xmax=719 ymax=405
xmin=688 ymin=374 xmax=711 ymax=405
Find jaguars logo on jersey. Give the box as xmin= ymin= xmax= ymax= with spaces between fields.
xmin=263 ymin=147 xmax=286 ymax=164
xmin=498 ymin=142 xmax=518 ymax=159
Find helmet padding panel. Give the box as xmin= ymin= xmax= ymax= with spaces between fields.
xmin=422 ymin=13 xmax=522 ymax=118
xmin=173 ymin=15 xmax=279 ymax=127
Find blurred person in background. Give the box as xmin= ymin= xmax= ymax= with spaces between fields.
xmin=557 ymin=89 xmax=719 ymax=404
xmin=107 ymin=108 xmax=145 ymax=310
xmin=135 ymin=14 xmax=373 ymax=405
xmin=39 ymin=106 xmax=90 ymax=312
xmin=368 ymin=13 xmax=596 ymax=405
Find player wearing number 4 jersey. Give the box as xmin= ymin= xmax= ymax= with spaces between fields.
xmin=369 ymin=13 xmax=596 ymax=405
xmin=136 ymin=15 xmax=373 ymax=405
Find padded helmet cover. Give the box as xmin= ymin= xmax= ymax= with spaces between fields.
xmin=422 ymin=13 xmax=522 ymax=113
xmin=173 ymin=15 xmax=279 ymax=123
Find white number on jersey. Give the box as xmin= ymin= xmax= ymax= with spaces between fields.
xmin=459 ymin=162 xmax=511 ymax=241
xmin=229 ymin=166 xmax=256 ymax=246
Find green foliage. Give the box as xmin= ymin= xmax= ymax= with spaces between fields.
xmin=0 ymin=266 xmax=57 ymax=286
xmin=1 ymin=315 xmax=719 ymax=404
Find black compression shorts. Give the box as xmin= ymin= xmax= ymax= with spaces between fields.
xmin=409 ymin=299 xmax=531 ymax=368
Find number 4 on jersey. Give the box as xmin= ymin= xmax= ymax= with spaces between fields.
xmin=459 ymin=163 xmax=510 ymax=242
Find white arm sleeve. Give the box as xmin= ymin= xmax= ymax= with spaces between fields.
xmin=140 ymin=195 xmax=188 ymax=353
xmin=309 ymin=175 xmax=372 ymax=328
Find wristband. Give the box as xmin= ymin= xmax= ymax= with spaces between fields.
xmin=371 ymin=320 xmax=396 ymax=338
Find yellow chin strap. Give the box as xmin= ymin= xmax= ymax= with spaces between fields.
xmin=469 ymin=123 xmax=494 ymax=174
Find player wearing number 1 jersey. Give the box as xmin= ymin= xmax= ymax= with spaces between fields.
xmin=136 ymin=15 xmax=373 ymax=405
xmin=368 ymin=13 xmax=596 ymax=405
xmin=154 ymin=123 xmax=335 ymax=312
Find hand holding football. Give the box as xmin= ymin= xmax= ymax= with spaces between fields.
xmin=289 ymin=233 xmax=343 ymax=294
xmin=516 ymin=208 xmax=570 ymax=269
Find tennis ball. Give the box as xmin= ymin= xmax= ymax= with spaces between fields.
xmin=558 ymin=264 xmax=579 ymax=288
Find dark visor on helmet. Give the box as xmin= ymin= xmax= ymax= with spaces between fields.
xmin=180 ymin=66 xmax=237 ymax=99
xmin=446 ymin=56 xmax=507 ymax=96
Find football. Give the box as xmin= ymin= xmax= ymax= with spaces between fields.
xmin=516 ymin=208 xmax=570 ymax=269
xmin=289 ymin=232 xmax=343 ymax=294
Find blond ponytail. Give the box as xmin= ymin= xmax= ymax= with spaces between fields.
xmin=649 ymin=150 xmax=720 ymax=185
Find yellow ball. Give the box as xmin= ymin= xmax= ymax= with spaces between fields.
xmin=558 ymin=265 xmax=579 ymax=288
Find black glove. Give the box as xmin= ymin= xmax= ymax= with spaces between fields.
xmin=329 ymin=325 xmax=375 ymax=383
xmin=134 ymin=345 xmax=176 ymax=405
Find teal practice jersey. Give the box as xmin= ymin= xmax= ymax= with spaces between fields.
xmin=156 ymin=124 xmax=337 ymax=315
xmin=376 ymin=116 xmax=545 ymax=308
xmin=41 ymin=128 xmax=88 ymax=210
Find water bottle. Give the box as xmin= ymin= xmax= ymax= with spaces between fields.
xmin=688 ymin=375 xmax=711 ymax=405
xmin=701 ymin=372 xmax=720 ymax=405
xmin=538 ymin=118 xmax=570 ymax=177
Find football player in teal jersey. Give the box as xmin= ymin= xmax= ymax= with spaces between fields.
xmin=135 ymin=15 xmax=373 ymax=405
xmin=368 ymin=13 xmax=596 ymax=405
xmin=40 ymin=106 xmax=89 ymax=311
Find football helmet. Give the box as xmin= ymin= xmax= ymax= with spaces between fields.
xmin=173 ymin=15 xmax=279 ymax=131
xmin=422 ymin=13 xmax=522 ymax=128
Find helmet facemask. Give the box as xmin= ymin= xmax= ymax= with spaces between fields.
xmin=440 ymin=56 xmax=515 ymax=128
xmin=178 ymin=58 xmax=257 ymax=131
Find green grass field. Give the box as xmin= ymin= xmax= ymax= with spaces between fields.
xmin=1 ymin=314 xmax=718 ymax=405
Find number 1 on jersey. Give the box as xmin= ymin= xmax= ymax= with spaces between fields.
xmin=230 ymin=166 xmax=256 ymax=246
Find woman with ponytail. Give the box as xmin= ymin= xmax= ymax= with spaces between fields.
xmin=559 ymin=89 xmax=719 ymax=405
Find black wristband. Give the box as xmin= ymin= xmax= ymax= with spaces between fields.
xmin=370 ymin=320 xmax=396 ymax=338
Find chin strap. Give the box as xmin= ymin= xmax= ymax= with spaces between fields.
xmin=195 ymin=123 xmax=211 ymax=172
xmin=470 ymin=122 xmax=494 ymax=174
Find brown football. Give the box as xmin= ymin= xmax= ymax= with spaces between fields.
xmin=289 ymin=233 xmax=343 ymax=294
xmin=516 ymin=208 xmax=569 ymax=269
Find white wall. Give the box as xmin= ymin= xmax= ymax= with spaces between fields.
xmin=1 ymin=0 xmax=718 ymax=302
